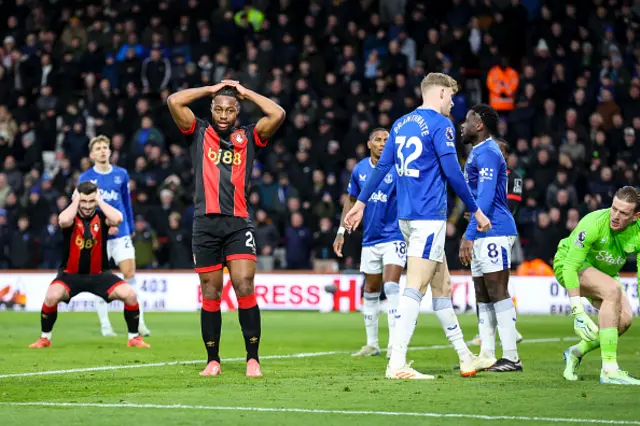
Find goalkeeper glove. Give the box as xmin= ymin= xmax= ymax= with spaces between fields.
xmin=570 ymin=296 xmax=599 ymax=341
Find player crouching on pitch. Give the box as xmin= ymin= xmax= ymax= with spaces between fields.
xmin=555 ymin=186 xmax=640 ymax=385
xmin=29 ymin=182 xmax=150 ymax=349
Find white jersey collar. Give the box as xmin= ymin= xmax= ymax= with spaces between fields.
xmin=93 ymin=165 xmax=113 ymax=175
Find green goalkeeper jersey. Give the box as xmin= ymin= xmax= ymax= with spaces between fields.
xmin=554 ymin=209 xmax=640 ymax=289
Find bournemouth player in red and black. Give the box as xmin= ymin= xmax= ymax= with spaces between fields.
xmin=29 ymin=181 xmax=151 ymax=349
xmin=168 ymin=80 xmax=285 ymax=377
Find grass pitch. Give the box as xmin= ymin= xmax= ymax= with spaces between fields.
xmin=1 ymin=311 xmax=639 ymax=426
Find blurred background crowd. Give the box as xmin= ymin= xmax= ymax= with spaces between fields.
xmin=0 ymin=0 xmax=638 ymax=273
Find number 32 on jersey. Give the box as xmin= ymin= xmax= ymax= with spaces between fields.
xmin=395 ymin=136 xmax=422 ymax=177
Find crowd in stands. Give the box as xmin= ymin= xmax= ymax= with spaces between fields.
xmin=0 ymin=0 xmax=638 ymax=273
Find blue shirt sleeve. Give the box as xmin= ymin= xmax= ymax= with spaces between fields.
xmin=357 ymin=133 xmax=394 ymax=203
xmin=78 ymin=171 xmax=89 ymax=184
xmin=347 ymin=165 xmax=360 ymax=198
xmin=465 ymin=150 xmax=500 ymax=240
xmin=121 ymin=170 xmax=135 ymax=234
xmin=432 ymin=120 xmax=478 ymax=213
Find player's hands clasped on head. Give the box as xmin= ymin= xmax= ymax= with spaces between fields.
xmin=220 ymin=80 xmax=249 ymax=99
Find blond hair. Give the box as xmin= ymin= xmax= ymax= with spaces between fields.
xmin=420 ymin=73 xmax=458 ymax=94
xmin=88 ymin=135 xmax=111 ymax=151
xmin=615 ymin=186 xmax=640 ymax=212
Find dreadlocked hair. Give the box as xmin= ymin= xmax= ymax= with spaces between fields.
xmin=471 ymin=103 xmax=500 ymax=137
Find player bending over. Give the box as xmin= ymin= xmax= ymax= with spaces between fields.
xmin=345 ymin=73 xmax=491 ymax=379
xmin=29 ymin=182 xmax=150 ymax=349
xmin=334 ymin=128 xmax=405 ymax=358
xmin=79 ymin=135 xmax=150 ymax=337
xmin=459 ymin=104 xmax=521 ymax=372
xmin=555 ymin=186 xmax=640 ymax=385
xmin=168 ymin=80 xmax=285 ymax=377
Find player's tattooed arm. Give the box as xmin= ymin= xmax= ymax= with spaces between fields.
xmin=222 ymin=80 xmax=286 ymax=140
xmin=58 ymin=190 xmax=80 ymax=228
xmin=167 ymin=83 xmax=227 ymax=131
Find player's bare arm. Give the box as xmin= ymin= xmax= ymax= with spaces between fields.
xmin=167 ymin=83 xmax=228 ymax=131
xmin=58 ymin=191 xmax=80 ymax=228
xmin=222 ymin=80 xmax=285 ymax=140
xmin=334 ymin=195 xmax=357 ymax=257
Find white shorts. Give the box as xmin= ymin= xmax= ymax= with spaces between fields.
xmin=471 ymin=236 xmax=516 ymax=277
xmin=360 ymin=241 xmax=407 ymax=274
xmin=399 ymin=220 xmax=446 ymax=262
xmin=107 ymin=236 xmax=135 ymax=265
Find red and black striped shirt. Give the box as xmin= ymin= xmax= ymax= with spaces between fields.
xmin=60 ymin=210 xmax=109 ymax=274
xmin=181 ymin=118 xmax=267 ymax=218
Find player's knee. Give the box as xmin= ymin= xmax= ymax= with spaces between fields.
xmin=602 ymin=282 xmax=622 ymax=304
xmin=432 ymin=274 xmax=451 ymax=297
xmin=475 ymin=287 xmax=490 ymax=303
xmin=120 ymin=285 xmax=138 ymax=305
xmin=486 ymin=282 xmax=509 ymax=303
xmin=44 ymin=294 xmax=61 ymax=307
xmin=234 ymin=277 xmax=254 ymax=298
xmin=200 ymin=277 xmax=221 ymax=300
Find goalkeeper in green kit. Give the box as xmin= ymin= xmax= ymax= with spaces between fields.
xmin=554 ymin=186 xmax=640 ymax=385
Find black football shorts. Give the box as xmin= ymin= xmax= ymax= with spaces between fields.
xmin=192 ymin=214 xmax=257 ymax=273
xmin=51 ymin=271 xmax=127 ymax=302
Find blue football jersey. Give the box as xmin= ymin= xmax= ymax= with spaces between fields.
xmin=463 ymin=139 xmax=517 ymax=240
xmin=379 ymin=109 xmax=461 ymax=220
xmin=78 ymin=166 xmax=134 ymax=239
xmin=348 ymin=158 xmax=404 ymax=247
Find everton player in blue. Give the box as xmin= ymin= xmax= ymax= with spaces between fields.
xmin=334 ymin=128 xmax=405 ymax=358
xmin=345 ymin=73 xmax=492 ymax=379
xmin=79 ymin=136 xmax=150 ymax=337
xmin=459 ymin=104 xmax=521 ymax=372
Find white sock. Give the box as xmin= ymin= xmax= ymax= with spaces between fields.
xmin=362 ymin=291 xmax=380 ymax=347
xmin=128 ymin=333 xmax=139 ymax=340
xmin=478 ymin=302 xmax=497 ymax=357
xmin=384 ymin=282 xmax=400 ymax=350
xmin=494 ymin=298 xmax=519 ymax=362
xmin=433 ymin=297 xmax=473 ymax=363
xmin=128 ymin=276 xmax=146 ymax=327
xmin=96 ymin=297 xmax=112 ymax=329
xmin=389 ymin=288 xmax=423 ymax=370
xmin=41 ymin=332 xmax=52 ymax=340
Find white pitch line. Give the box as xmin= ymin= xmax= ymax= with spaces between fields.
xmin=0 ymin=337 xmax=573 ymax=380
xmin=0 ymin=402 xmax=637 ymax=425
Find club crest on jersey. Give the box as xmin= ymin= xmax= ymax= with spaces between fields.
xmin=114 ymin=175 xmax=122 ymax=185
xmin=93 ymin=223 xmax=100 ymax=233
xmin=231 ymin=130 xmax=248 ymax=147
xmin=384 ymin=173 xmax=393 ymax=184
xmin=445 ymin=127 xmax=455 ymax=141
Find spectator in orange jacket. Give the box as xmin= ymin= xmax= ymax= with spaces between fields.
xmin=487 ymin=57 xmax=519 ymax=112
